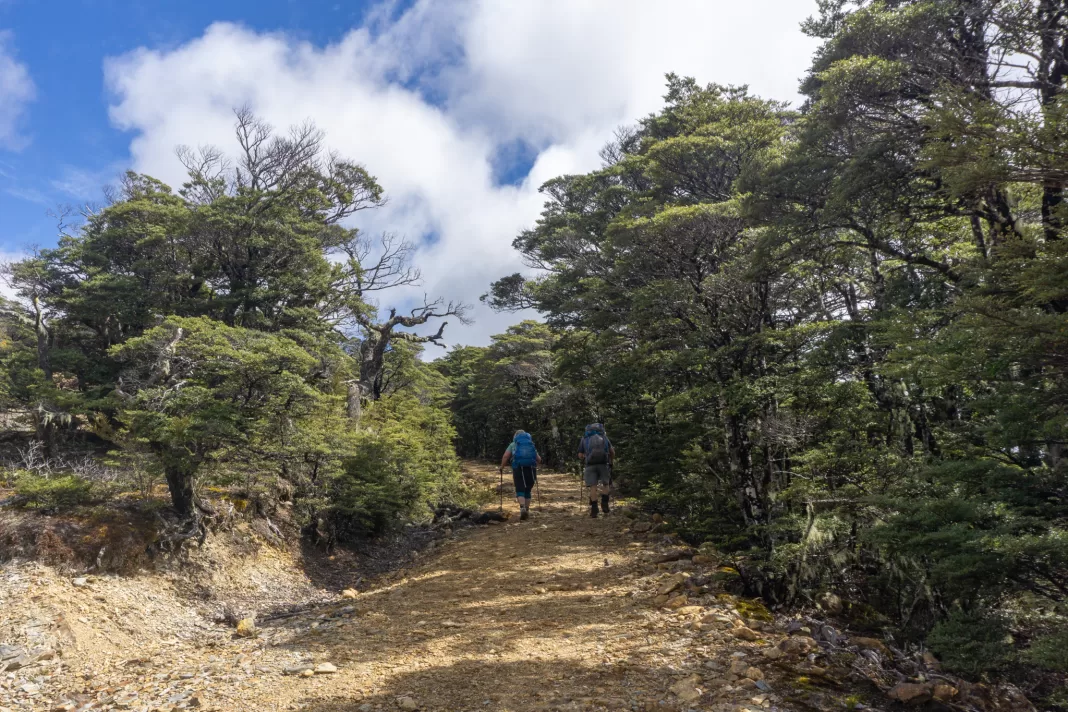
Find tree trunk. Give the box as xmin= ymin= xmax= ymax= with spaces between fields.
xmin=32 ymin=410 xmax=58 ymax=459
xmin=162 ymin=457 xmax=198 ymax=519
xmin=31 ymin=295 xmax=52 ymax=380
xmin=726 ymin=410 xmax=761 ymax=526
xmin=347 ymin=381 xmax=363 ymax=421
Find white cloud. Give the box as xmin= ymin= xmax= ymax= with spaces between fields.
xmin=103 ymin=1 xmax=821 ymax=349
xmin=51 ymin=163 xmax=125 ymax=200
xmin=0 ymin=247 xmax=28 ymax=301
xmin=0 ymin=31 xmax=35 ymax=150
xmin=5 ymin=185 xmax=48 ymax=205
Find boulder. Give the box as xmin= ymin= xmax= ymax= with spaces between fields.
xmin=657 ymin=572 xmax=690 ymax=596
xmin=744 ymin=667 xmax=764 ymax=681
xmin=664 ymin=594 xmax=689 ymax=609
xmin=341 ymin=589 xmax=359 ymax=599
xmin=669 ymin=675 xmax=702 ymax=704
xmin=5 ymin=647 xmax=53 ymax=671
xmin=730 ymin=626 xmax=761 ymax=642
xmin=852 ymin=637 xmax=889 ymax=655
xmin=932 ymin=684 xmax=958 ymax=703
xmin=314 ymin=663 xmax=338 ymax=674
xmin=397 ymin=696 xmax=419 ymax=711
xmin=235 ymin=618 xmax=257 ymax=638
xmin=887 ymin=683 xmax=933 ymax=705
xmin=817 ymin=592 xmax=843 ymax=615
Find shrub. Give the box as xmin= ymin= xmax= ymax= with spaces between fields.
xmin=326 ymin=395 xmax=461 ymax=540
xmin=14 ymin=472 xmax=93 ymax=510
xmin=1023 ymin=629 xmax=1068 ymax=673
xmin=927 ymin=610 xmax=1013 ymax=676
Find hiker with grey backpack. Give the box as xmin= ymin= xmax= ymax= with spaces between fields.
xmin=499 ymin=430 xmax=542 ymax=521
xmin=578 ymin=423 xmax=615 ymax=518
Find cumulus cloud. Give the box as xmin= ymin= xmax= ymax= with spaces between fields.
xmin=0 ymin=247 xmax=28 ymax=301
xmin=0 ymin=30 xmax=35 ymax=151
xmin=104 ymin=1 xmax=820 ymax=348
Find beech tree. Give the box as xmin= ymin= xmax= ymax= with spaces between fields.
xmin=4 ymin=111 xmax=467 ymax=522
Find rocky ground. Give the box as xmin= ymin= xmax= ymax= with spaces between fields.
xmin=0 ymin=465 xmax=1036 ymax=712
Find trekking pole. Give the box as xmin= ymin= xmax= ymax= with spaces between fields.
xmin=498 ymin=466 xmax=504 ymax=512
xmin=577 ymin=462 xmax=584 ymax=514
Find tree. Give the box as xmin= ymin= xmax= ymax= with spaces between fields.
xmin=3 ymin=111 xmax=471 ymax=532
xmin=324 ymin=232 xmax=469 ymax=416
xmin=480 ymin=61 xmax=1067 ymax=688
xmin=112 ymin=316 xmax=333 ymax=522
xmin=437 ymin=321 xmax=579 ymax=466
xmin=2 ymin=255 xmax=79 ymax=456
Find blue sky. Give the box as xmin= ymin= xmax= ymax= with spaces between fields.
xmin=1 ymin=0 xmax=408 ymax=248
xmin=0 ymin=0 xmax=821 ymax=346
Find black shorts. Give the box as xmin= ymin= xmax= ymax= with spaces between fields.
xmin=512 ymin=465 xmax=537 ymax=498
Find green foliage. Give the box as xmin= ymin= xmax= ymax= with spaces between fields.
xmin=328 ymin=395 xmax=461 ymax=539
xmin=110 ymin=315 xmax=340 ymax=515
xmin=0 ymin=298 xmax=42 ymax=409
xmin=3 ymin=114 xmax=464 ymax=535
xmin=475 ymin=3 xmax=1068 ymax=685
xmin=1024 ymin=629 xmax=1068 ymax=673
xmin=14 ymin=472 xmax=94 ymax=511
xmin=928 ymin=611 xmax=1013 ymax=677
xmin=437 ymin=321 xmax=588 ymax=467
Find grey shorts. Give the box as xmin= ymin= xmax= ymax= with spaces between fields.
xmin=584 ymin=464 xmax=611 ymax=487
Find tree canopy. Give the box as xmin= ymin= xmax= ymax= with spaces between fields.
xmin=1 ymin=111 xmax=465 ymax=536
xmin=479 ymin=0 xmax=1068 ymax=688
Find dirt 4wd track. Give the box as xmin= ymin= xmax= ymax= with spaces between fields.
xmin=1 ymin=465 xmax=843 ymax=712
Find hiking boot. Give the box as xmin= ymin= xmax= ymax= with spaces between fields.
xmin=520 ymin=508 xmax=529 ymax=521
xmin=600 ymin=495 xmax=610 ymax=515
xmin=590 ymin=501 xmax=599 ymax=518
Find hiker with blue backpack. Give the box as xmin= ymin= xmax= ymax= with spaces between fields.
xmin=499 ymin=430 xmax=542 ymax=521
xmin=579 ymin=423 xmax=616 ymax=518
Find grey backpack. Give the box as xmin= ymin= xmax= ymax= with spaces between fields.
xmin=584 ymin=424 xmax=609 ymax=465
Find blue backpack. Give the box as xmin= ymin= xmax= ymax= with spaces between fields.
xmin=513 ymin=432 xmax=538 ymax=467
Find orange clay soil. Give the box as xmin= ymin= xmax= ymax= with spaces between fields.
xmin=3 ymin=464 xmax=803 ymax=712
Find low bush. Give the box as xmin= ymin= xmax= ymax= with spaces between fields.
xmin=14 ymin=471 xmax=94 ymax=510
xmin=927 ymin=610 xmax=1013 ymax=677
xmin=1024 ymin=629 xmax=1068 ymax=673
xmin=326 ymin=395 xmax=463 ymax=540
